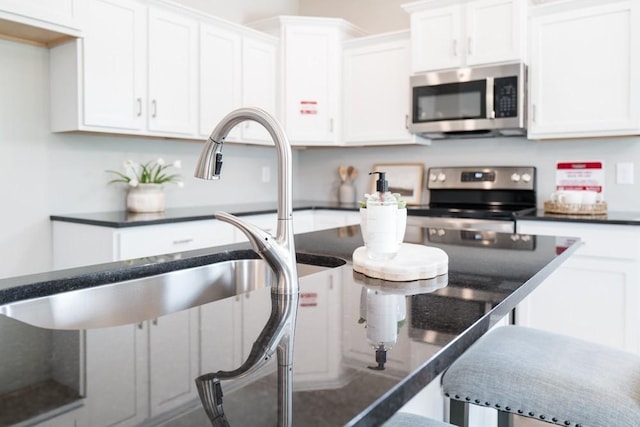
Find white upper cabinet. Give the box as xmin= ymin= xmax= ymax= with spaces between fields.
xmin=0 ymin=0 xmax=81 ymax=45
xmin=250 ymin=16 xmax=365 ymax=146
xmin=147 ymin=7 xmax=198 ymax=135
xmin=50 ymin=0 xmax=199 ymax=139
xmin=403 ymin=0 xmax=525 ymax=72
xmin=342 ymin=31 xmax=430 ymax=146
xmin=199 ymin=22 xmax=242 ymax=139
xmin=199 ymin=22 xmax=277 ymax=145
xmin=78 ymin=0 xmax=146 ymax=131
xmin=527 ymin=0 xmax=640 ymax=139
xmin=240 ymin=32 xmax=279 ymax=144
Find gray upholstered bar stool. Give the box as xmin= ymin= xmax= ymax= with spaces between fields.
xmin=441 ymin=325 xmax=640 ymax=427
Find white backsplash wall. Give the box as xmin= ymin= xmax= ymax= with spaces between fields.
xmin=297 ymin=137 xmax=640 ymax=211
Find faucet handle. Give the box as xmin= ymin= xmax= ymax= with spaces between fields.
xmin=214 ymin=211 xmax=273 ymax=254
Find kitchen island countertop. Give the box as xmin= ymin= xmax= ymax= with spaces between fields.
xmin=0 ymin=222 xmax=580 ymax=426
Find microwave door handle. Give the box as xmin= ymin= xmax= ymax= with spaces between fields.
xmin=486 ymin=77 xmax=495 ymax=119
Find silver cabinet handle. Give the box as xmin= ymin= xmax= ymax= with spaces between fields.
xmin=152 ymin=319 xmax=158 ymax=326
xmin=136 ymin=98 xmax=142 ymax=117
xmin=137 ymin=322 xmax=144 ymax=330
xmin=329 ymin=118 xmax=334 ymax=133
xmin=151 ymin=100 xmax=157 ymax=118
xmin=468 ymin=37 xmax=472 ymax=55
xmin=405 ymin=114 xmax=409 ymax=130
xmin=453 ymin=39 xmax=458 ymax=56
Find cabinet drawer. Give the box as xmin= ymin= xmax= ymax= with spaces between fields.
xmin=517 ymin=221 xmax=640 ymax=260
xmin=116 ymin=220 xmax=235 ymax=260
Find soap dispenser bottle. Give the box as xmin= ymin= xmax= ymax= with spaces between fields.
xmin=365 ymin=171 xmax=399 ymax=260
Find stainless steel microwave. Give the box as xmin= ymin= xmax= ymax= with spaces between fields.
xmin=409 ymin=63 xmax=527 ymax=139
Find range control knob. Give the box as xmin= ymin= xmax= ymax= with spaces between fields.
xmin=430 ymin=173 xmax=438 ymax=182
xmin=437 ymin=173 xmax=446 ymax=182
xmin=510 ymin=173 xmax=521 ymax=182
xmin=521 ymin=173 xmax=532 ymax=183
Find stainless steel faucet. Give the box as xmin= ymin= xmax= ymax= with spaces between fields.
xmin=194 ymin=107 xmax=299 ymax=427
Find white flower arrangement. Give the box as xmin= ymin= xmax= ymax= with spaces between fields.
xmin=107 ymin=158 xmax=183 ymax=188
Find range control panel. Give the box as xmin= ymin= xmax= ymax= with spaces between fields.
xmin=427 ymin=166 xmax=536 ymax=190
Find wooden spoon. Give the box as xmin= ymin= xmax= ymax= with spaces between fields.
xmin=347 ymin=166 xmax=357 ymax=183
xmin=338 ymin=165 xmax=348 ymax=183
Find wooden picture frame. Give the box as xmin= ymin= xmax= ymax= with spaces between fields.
xmin=370 ymin=163 xmax=425 ymax=205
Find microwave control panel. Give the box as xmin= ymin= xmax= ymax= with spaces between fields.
xmin=494 ymin=76 xmax=518 ymax=118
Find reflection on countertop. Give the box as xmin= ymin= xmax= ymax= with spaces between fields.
xmin=0 ymin=224 xmax=580 ymax=426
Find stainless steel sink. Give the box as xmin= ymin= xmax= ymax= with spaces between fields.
xmin=0 ymin=258 xmax=340 ymax=330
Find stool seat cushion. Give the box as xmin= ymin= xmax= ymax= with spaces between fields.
xmin=384 ymin=412 xmax=454 ymax=427
xmin=442 ymin=326 xmax=640 ymax=427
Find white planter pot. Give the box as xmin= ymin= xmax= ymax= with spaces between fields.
xmin=126 ymin=184 xmax=165 ymax=213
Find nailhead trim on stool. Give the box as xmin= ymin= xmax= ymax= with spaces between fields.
xmin=441 ymin=326 xmax=640 ymax=427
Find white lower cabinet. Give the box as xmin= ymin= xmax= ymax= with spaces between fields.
xmin=312 ymin=209 xmax=361 ymax=231
xmin=199 ymin=264 xmax=344 ymax=390
xmin=83 ymin=309 xmax=199 ymax=427
xmin=52 ymin=218 xmax=234 ymax=427
xmin=231 ymin=210 xmax=359 ymax=244
xmin=515 ymin=220 xmax=640 ymax=354
xmin=293 ymin=267 xmax=344 ymax=388
xmin=52 ymin=219 xmax=237 ymax=269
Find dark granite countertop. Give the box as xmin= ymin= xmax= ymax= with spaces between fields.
xmin=50 ymin=201 xmax=640 ymax=228
xmin=0 ymin=222 xmax=580 ymax=426
xmin=515 ymin=209 xmax=640 ymax=225
xmin=49 ymin=200 xmax=360 ymax=228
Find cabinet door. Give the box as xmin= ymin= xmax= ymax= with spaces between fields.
xmin=148 ymin=309 xmax=199 ymax=417
xmin=200 ymin=297 xmax=243 ymax=373
xmin=528 ymin=1 xmax=640 ymax=139
xmin=85 ymin=325 xmax=147 ymax=427
xmin=516 ymin=220 xmax=640 ymax=354
xmin=465 ymin=0 xmax=522 ymax=66
xmin=147 ymin=7 xmax=198 ymax=135
xmin=80 ymin=0 xmax=146 ymax=131
xmin=116 ymin=220 xmax=236 ymax=260
xmin=410 ymin=5 xmax=462 ymax=72
xmin=293 ymin=268 xmax=343 ymax=388
xmin=199 ymin=23 xmax=242 ymax=139
xmin=241 ymin=34 xmax=278 ymax=144
xmin=312 ymin=210 xmax=360 ymax=231
xmin=343 ymin=35 xmax=415 ymax=145
xmin=283 ymin=25 xmax=338 ymax=145
xmin=517 ymin=257 xmax=640 ymax=354
xmin=0 ymin=0 xmax=79 ymax=32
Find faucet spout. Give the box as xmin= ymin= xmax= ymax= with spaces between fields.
xmin=194 ymin=107 xmax=299 ymax=427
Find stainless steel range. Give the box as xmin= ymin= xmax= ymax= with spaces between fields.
xmin=407 ymin=166 xmax=536 ymax=233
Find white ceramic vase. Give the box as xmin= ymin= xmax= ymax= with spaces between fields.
xmin=126 ymin=183 xmax=165 ymax=213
